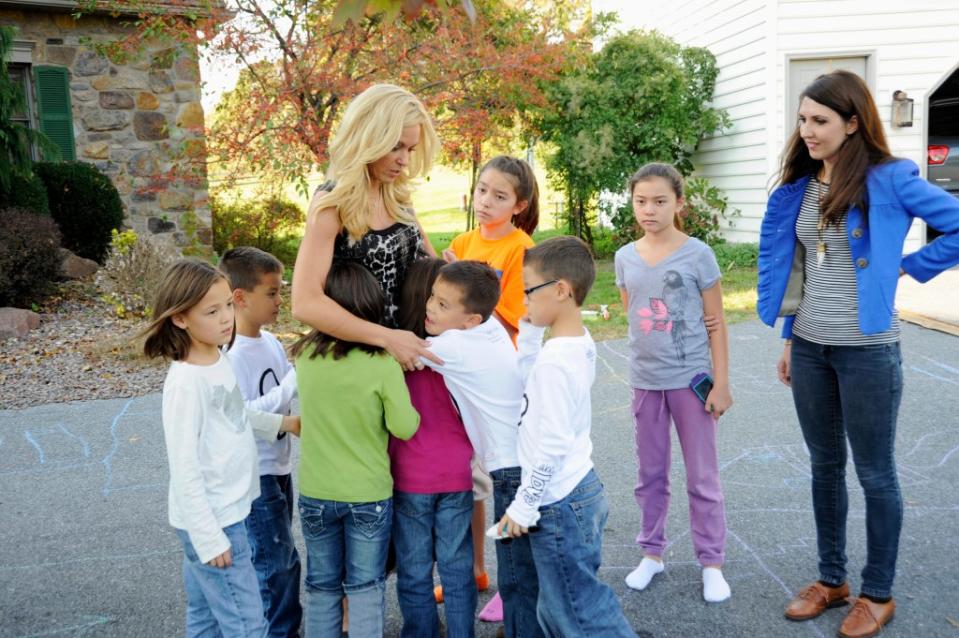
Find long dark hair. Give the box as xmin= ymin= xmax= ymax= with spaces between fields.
xmin=477 ymin=155 xmax=540 ymax=234
xmin=397 ymin=258 xmax=445 ymax=339
xmin=777 ymin=70 xmax=893 ymax=226
xmin=290 ymin=260 xmax=385 ymax=360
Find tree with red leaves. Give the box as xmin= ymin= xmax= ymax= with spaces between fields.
xmin=80 ymin=0 xmax=589 ymax=204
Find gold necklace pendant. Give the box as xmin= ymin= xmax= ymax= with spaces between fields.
xmin=816 ymin=180 xmax=827 ymax=268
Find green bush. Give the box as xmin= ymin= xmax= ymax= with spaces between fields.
xmin=211 ymin=196 xmax=305 ymax=267
xmin=33 ymin=161 xmax=125 ymax=264
xmin=590 ymin=227 xmax=619 ymax=259
xmin=682 ymin=177 xmax=738 ymax=246
xmin=713 ymin=242 xmax=758 ymax=270
xmin=0 ymin=171 xmax=49 ymax=215
xmin=0 ymin=207 xmax=63 ymax=306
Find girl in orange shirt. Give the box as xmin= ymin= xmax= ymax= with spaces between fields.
xmin=444 ymin=156 xmax=539 ymax=342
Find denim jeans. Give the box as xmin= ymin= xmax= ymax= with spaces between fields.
xmin=529 ymin=470 xmax=637 ymax=638
xmin=176 ymin=520 xmax=267 ymax=638
xmin=298 ymin=495 xmax=392 ymax=638
xmin=790 ymin=336 xmax=904 ymax=599
xmin=491 ymin=467 xmax=545 ymax=638
xmin=393 ymin=490 xmax=476 ymax=638
xmin=246 ymin=474 xmax=302 ymax=638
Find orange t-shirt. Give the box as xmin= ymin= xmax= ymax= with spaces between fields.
xmin=449 ymin=228 xmax=535 ymax=333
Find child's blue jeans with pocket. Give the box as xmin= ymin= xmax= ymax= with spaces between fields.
xmin=298 ymin=495 xmax=392 ymax=638
xmin=175 ymin=520 xmax=267 ymax=638
xmin=393 ymin=489 xmax=476 ymax=638
xmin=528 ymin=470 xmax=637 ymax=638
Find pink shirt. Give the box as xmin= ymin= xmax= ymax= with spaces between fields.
xmin=388 ymin=368 xmax=473 ymax=494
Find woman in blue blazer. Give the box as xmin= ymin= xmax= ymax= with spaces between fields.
xmin=757 ymin=70 xmax=959 ymax=638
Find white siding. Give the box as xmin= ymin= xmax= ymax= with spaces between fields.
xmin=596 ymin=0 xmax=959 ymax=246
xmin=596 ymin=0 xmax=774 ymax=242
xmin=775 ymin=0 xmax=959 ymax=250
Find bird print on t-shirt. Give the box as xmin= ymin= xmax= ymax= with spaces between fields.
xmin=661 ymin=270 xmax=689 ymax=362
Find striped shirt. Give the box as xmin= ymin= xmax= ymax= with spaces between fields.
xmin=793 ymin=179 xmax=900 ymax=346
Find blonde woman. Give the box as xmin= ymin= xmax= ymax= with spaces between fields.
xmin=292 ymin=84 xmax=441 ymax=372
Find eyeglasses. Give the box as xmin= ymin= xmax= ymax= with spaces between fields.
xmin=523 ymin=279 xmax=558 ymax=297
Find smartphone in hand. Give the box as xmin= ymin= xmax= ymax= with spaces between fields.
xmin=690 ymin=372 xmax=714 ymax=404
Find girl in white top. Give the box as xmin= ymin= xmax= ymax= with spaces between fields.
xmin=143 ymin=259 xmax=299 ymax=637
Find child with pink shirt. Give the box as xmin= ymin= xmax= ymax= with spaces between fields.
xmin=389 ymin=258 xmax=477 ymax=637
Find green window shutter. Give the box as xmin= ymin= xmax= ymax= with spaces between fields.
xmin=33 ymin=66 xmax=76 ymax=161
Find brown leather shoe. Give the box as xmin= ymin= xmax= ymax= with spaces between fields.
xmin=784 ymin=581 xmax=850 ymax=621
xmin=837 ymin=597 xmax=895 ymax=638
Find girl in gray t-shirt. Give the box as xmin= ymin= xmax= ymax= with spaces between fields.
xmin=613 ymin=163 xmax=733 ymax=604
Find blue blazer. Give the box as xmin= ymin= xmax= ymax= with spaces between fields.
xmin=757 ymin=159 xmax=959 ymax=338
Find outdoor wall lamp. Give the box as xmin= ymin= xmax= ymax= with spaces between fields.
xmin=892 ymin=90 xmax=914 ymax=128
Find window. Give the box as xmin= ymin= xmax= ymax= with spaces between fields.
xmin=5 ymin=62 xmax=76 ymax=162
xmin=8 ymin=64 xmax=38 ymax=160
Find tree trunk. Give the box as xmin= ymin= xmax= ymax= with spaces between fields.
xmin=466 ymin=142 xmax=482 ymax=231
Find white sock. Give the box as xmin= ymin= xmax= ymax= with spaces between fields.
xmin=625 ymin=557 xmax=664 ymax=591
xmin=702 ymin=567 xmax=731 ymax=602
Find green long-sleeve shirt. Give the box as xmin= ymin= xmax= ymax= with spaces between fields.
xmin=296 ymin=347 xmax=419 ymax=502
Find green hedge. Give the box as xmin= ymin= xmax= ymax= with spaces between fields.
xmin=34 ymin=161 xmax=124 ymax=263
xmin=0 ymin=171 xmax=49 ymax=215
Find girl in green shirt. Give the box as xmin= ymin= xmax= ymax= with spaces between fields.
xmin=292 ymin=260 xmax=420 ymax=638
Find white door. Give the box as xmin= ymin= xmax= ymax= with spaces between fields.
xmin=787 ymin=57 xmax=868 ymax=128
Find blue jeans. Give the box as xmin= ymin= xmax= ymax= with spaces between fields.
xmin=790 ymin=336 xmax=904 ymax=599
xmin=393 ymin=490 xmax=476 ymax=638
xmin=246 ymin=474 xmax=302 ymax=638
xmin=491 ymin=467 xmax=545 ymax=638
xmin=298 ymin=495 xmax=392 ymax=638
xmin=529 ymin=470 xmax=636 ymax=638
xmin=176 ymin=520 xmax=267 ymax=638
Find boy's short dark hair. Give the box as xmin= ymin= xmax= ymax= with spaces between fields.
xmin=219 ymin=246 xmax=283 ymax=291
xmin=523 ymin=236 xmax=595 ymax=306
xmin=437 ymin=260 xmax=501 ymax=322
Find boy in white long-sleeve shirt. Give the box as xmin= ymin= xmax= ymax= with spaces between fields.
xmin=418 ymin=260 xmax=543 ymax=637
xmin=221 ymin=247 xmax=302 ymax=638
xmin=498 ymin=237 xmax=637 ymax=638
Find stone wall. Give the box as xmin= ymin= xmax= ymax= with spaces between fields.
xmin=1 ymin=8 xmax=212 ymax=248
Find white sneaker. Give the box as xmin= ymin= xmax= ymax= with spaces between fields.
xmin=703 ymin=567 xmax=731 ymax=602
xmin=625 ymin=557 xmax=664 ymax=591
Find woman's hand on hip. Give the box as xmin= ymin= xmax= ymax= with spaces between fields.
xmin=777 ymin=344 xmax=792 ymax=387
xmin=385 ymin=329 xmax=443 ymax=371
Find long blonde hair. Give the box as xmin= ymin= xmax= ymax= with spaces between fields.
xmin=316 ymin=84 xmax=439 ymax=241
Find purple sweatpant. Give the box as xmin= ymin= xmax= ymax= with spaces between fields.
xmin=631 ymin=388 xmax=727 ymax=566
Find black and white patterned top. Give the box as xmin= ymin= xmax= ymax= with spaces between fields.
xmin=316 ymin=182 xmax=427 ymax=328
xmin=793 ymin=179 xmax=900 ymax=345
xmin=333 ymin=221 xmax=427 ymax=328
